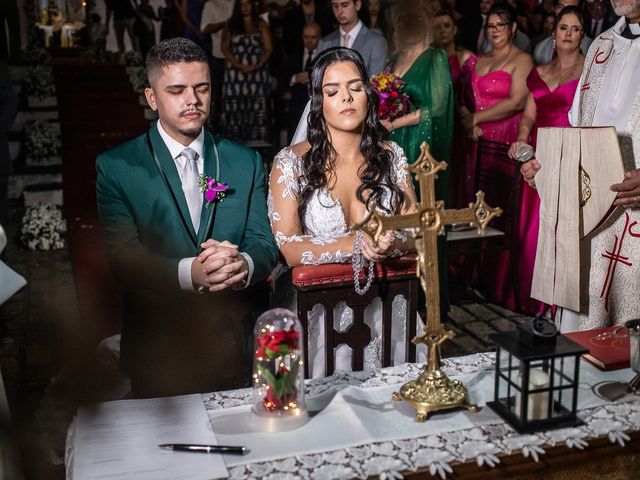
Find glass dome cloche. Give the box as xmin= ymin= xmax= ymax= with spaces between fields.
xmin=251 ymin=308 xmax=308 ymax=431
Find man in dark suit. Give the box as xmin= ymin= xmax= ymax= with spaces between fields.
xmin=458 ymin=0 xmax=483 ymax=53
xmin=318 ymin=0 xmax=387 ymax=75
xmin=284 ymin=22 xmax=321 ymax=143
xmin=96 ymin=39 xmax=278 ymax=398
xmin=584 ymin=0 xmax=618 ymax=38
xmin=0 ymin=61 xmax=18 ymax=230
xmin=283 ymin=0 xmax=334 ymax=54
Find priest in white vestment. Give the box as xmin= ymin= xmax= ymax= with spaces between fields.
xmin=522 ymin=0 xmax=640 ymax=331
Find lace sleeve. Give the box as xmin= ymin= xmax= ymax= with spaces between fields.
xmin=268 ymin=148 xmax=354 ymax=266
xmin=387 ymin=142 xmax=418 ymax=256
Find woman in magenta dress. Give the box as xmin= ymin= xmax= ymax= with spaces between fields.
xmin=508 ymin=6 xmax=585 ymax=314
xmin=458 ymin=3 xmax=533 ymax=312
xmin=433 ymin=8 xmax=474 ymax=209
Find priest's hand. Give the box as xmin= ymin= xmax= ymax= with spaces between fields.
xmin=611 ymin=169 xmax=640 ymax=208
xmin=192 ymin=239 xmax=249 ymax=292
xmin=520 ymin=159 xmax=541 ymax=189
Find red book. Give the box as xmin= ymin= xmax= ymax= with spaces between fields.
xmin=564 ymin=327 xmax=630 ymax=371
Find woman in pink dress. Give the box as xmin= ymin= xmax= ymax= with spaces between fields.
xmin=508 ymin=6 xmax=585 ymax=314
xmin=433 ymin=8 xmax=473 ymax=209
xmin=458 ymin=2 xmax=533 ymax=312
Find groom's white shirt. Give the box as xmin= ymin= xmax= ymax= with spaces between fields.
xmin=157 ymin=120 xmax=254 ymax=291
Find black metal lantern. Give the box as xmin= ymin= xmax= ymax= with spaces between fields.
xmin=487 ymin=316 xmax=588 ymax=433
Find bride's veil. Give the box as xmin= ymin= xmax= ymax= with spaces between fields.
xmin=290 ymin=100 xmax=311 ymax=145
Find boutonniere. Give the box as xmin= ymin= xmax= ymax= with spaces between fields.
xmin=199 ymin=174 xmax=229 ymax=207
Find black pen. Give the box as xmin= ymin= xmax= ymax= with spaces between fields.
xmin=159 ymin=444 xmax=247 ymax=455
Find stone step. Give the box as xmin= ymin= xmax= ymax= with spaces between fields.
xmin=26 ymin=95 xmax=58 ymax=109
xmin=8 ymin=65 xmax=28 ymax=81
xmin=23 ymin=182 xmax=64 ymax=206
xmin=11 ymin=111 xmax=59 ymax=133
xmin=9 ymin=141 xmax=20 ymax=161
xmin=24 ymin=155 xmax=62 ymax=168
xmin=8 ymin=172 xmax=63 ymax=199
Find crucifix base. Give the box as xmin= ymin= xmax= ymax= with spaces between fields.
xmin=392 ymin=367 xmax=478 ymax=422
xmin=354 ymin=142 xmax=499 ymax=423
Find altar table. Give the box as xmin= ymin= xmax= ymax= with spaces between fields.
xmin=65 ymin=353 xmax=640 ymax=479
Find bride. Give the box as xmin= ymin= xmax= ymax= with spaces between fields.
xmin=268 ymin=47 xmax=422 ymax=378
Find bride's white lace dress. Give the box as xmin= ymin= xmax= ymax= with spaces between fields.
xmin=268 ymin=142 xmax=425 ymax=378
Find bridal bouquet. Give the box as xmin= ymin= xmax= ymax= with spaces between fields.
xmin=21 ymin=203 xmax=66 ymax=251
xmin=370 ymin=72 xmax=412 ymax=121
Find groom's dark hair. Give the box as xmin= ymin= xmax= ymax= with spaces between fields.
xmin=146 ymin=38 xmax=208 ymax=86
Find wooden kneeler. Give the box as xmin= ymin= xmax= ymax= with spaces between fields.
xmin=292 ymin=256 xmax=419 ymax=378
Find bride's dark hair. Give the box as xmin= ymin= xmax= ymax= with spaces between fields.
xmin=298 ymin=47 xmax=404 ymax=223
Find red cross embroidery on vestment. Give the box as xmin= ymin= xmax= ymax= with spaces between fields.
xmin=599 ymin=212 xmax=637 ymax=311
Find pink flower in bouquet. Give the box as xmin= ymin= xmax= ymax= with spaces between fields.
xmin=370 ymin=71 xmax=412 ymax=121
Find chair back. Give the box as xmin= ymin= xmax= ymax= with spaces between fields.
xmin=475 ymin=139 xmax=524 ymax=243
xmin=292 ymin=256 xmax=419 ymax=378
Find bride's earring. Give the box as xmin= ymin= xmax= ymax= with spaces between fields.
xmin=552 ymin=36 xmax=556 ymax=50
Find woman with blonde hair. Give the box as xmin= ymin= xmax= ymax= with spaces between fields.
xmin=381 ymin=2 xmax=454 ymax=310
xmin=383 ymin=4 xmax=453 ymax=181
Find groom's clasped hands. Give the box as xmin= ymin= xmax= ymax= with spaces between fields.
xmin=191 ymin=239 xmax=249 ymax=292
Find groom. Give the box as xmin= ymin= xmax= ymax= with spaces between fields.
xmin=96 ymin=38 xmax=278 ymax=398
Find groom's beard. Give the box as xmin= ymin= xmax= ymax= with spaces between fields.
xmin=179 ymin=108 xmax=208 ymax=139
xmin=179 ymin=127 xmax=204 ymax=139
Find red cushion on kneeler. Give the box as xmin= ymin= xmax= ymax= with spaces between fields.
xmin=291 ymin=255 xmax=417 ymax=289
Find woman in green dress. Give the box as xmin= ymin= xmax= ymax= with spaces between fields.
xmin=380 ymin=3 xmax=454 ymax=312
xmin=380 ymin=5 xmax=454 ymax=204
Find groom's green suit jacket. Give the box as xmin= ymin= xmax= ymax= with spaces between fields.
xmin=96 ymin=122 xmax=278 ymax=397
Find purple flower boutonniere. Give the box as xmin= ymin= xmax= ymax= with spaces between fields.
xmin=199 ymin=174 xmax=229 ymax=207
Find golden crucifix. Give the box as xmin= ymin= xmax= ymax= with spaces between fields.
xmin=353 ymin=142 xmax=502 ymax=421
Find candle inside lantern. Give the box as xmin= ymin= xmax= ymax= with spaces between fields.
xmin=515 ymin=368 xmax=550 ymax=420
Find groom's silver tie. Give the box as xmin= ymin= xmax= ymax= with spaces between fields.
xmin=181 ymin=147 xmax=201 ymax=233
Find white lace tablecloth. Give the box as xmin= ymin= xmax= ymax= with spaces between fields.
xmin=66 ymin=353 xmax=640 ymax=479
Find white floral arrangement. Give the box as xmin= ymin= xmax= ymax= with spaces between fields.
xmin=20 ymin=203 xmax=66 ymax=251
xmin=24 ymin=120 xmax=60 ymax=161
xmin=123 ymin=51 xmax=144 ymax=66
xmin=24 ymin=66 xmax=56 ymax=99
xmin=20 ymin=47 xmax=52 ymax=66
xmin=129 ymin=67 xmax=149 ymax=93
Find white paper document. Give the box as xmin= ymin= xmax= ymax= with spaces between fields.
xmin=73 ymin=394 xmax=228 ymax=480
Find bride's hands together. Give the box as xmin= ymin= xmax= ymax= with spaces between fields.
xmin=362 ymin=231 xmax=394 ymax=262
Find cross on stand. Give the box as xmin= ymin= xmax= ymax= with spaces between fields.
xmin=353 ymin=142 xmax=502 ymax=422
